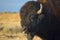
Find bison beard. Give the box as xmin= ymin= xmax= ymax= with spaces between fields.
xmin=20 ymin=1 xmax=60 ymax=40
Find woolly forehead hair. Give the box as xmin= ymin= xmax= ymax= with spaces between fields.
xmin=20 ymin=1 xmax=40 ymax=13
xmin=20 ymin=1 xmax=44 ymax=27
xmin=20 ymin=1 xmax=42 ymax=28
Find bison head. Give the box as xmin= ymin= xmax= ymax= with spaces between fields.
xmin=20 ymin=1 xmax=47 ymax=40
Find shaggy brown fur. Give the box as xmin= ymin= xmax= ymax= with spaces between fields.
xmin=20 ymin=1 xmax=60 ymax=40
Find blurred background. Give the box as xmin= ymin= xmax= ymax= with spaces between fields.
xmin=0 ymin=0 xmax=30 ymax=33
xmin=0 ymin=0 xmax=41 ymax=40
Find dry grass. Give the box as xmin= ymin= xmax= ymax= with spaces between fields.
xmin=0 ymin=12 xmax=42 ymax=40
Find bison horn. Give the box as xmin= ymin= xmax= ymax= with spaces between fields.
xmin=37 ymin=4 xmax=43 ymax=14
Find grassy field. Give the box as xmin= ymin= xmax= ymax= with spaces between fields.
xmin=0 ymin=12 xmax=42 ymax=40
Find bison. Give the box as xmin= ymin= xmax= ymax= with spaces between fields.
xmin=20 ymin=1 xmax=60 ymax=40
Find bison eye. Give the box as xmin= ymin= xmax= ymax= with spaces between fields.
xmin=29 ymin=14 xmax=39 ymax=26
xmin=30 ymin=14 xmax=37 ymax=22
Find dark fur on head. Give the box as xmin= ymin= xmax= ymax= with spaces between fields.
xmin=20 ymin=1 xmax=60 ymax=40
xmin=20 ymin=1 xmax=48 ymax=40
xmin=20 ymin=1 xmax=57 ymax=40
xmin=20 ymin=1 xmax=40 ymax=32
xmin=20 ymin=1 xmax=47 ymax=32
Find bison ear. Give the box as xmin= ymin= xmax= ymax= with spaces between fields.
xmin=37 ymin=4 xmax=43 ymax=14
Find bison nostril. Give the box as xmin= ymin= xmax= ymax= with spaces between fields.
xmin=22 ymin=25 xmax=28 ymax=33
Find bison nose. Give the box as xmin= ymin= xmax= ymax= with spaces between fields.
xmin=22 ymin=26 xmax=28 ymax=33
xmin=22 ymin=25 xmax=26 ymax=30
